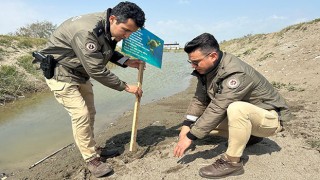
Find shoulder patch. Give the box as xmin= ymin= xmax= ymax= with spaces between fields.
xmin=226 ymin=78 xmax=240 ymax=89
xmin=85 ymin=42 xmax=98 ymax=52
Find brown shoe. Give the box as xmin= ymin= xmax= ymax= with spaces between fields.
xmin=87 ymin=157 xmax=113 ymax=178
xmin=199 ymin=156 xmax=244 ymax=179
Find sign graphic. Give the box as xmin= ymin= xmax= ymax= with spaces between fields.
xmin=122 ymin=28 xmax=164 ymax=68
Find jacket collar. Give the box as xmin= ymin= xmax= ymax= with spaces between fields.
xmin=102 ymin=8 xmax=117 ymax=47
xmin=103 ymin=8 xmax=112 ymax=41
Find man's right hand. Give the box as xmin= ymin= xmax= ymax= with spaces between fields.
xmin=125 ymin=84 xmax=143 ymax=98
xmin=179 ymin=125 xmax=191 ymax=139
xmin=174 ymin=130 xmax=192 ymax=158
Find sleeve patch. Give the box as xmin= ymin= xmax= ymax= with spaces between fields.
xmin=85 ymin=42 xmax=98 ymax=52
xmin=226 ymin=78 xmax=240 ymax=89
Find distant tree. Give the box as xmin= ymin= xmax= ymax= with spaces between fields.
xmin=12 ymin=21 xmax=57 ymax=38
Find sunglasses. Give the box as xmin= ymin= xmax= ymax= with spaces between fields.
xmin=187 ymin=52 xmax=213 ymax=66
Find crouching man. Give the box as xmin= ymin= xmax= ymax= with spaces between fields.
xmin=173 ymin=33 xmax=291 ymax=179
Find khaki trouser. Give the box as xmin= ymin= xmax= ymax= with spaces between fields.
xmin=209 ymin=101 xmax=282 ymax=157
xmin=46 ymin=79 xmax=97 ymax=161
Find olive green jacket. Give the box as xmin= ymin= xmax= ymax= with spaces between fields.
xmin=187 ymin=52 xmax=291 ymax=139
xmin=41 ymin=9 xmax=128 ymax=91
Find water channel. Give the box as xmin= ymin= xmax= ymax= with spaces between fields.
xmin=0 ymin=52 xmax=192 ymax=171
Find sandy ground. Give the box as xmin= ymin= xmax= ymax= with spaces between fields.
xmin=3 ymin=20 xmax=320 ymax=179
xmin=7 ymin=78 xmax=320 ymax=180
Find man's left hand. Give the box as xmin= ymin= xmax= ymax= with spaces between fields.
xmin=124 ymin=59 xmax=145 ymax=70
xmin=173 ymin=135 xmax=192 ymax=158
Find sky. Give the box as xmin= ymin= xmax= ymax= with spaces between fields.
xmin=1 ymin=0 xmax=320 ymax=46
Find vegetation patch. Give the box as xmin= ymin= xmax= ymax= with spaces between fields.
xmin=257 ymin=52 xmax=274 ymax=61
xmin=0 ymin=35 xmax=47 ymax=49
xmin=17 ymin=54 xmax=41 ymax=76
xmin=243 ymin=47 xmax=257 ymax=56
xmin=276 ymin=18 xmax=319 ymax=36
xmin=307 ymin=140 xmax=320 ymax=149
xmin=0 ymin=48 xmax=5 ymax=61
xmin=0 ymin=65 xmax=27 ymax=97
xmin=271 ymin=81 xmax=305 ymax=92
xmin=0 ymin=36 xmax=13 ymax=46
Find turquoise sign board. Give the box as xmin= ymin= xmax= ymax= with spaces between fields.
xmin=122 ymin=28 xmax=164 ymax=68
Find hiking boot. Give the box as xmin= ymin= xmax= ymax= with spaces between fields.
xmin=87 ymin=157 xmax=113 ymax=178
xmin=199 ymin=156 xmax=244 ymax=179
xmin=96 ymin=147 xmax=120 ymax=158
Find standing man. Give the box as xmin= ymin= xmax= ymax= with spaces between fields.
xmin=39 ymin=2 xmax=145 ymax=178
xmin=173 ymin=33 xmax=291 ymax=178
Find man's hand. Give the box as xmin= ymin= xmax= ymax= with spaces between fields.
xmin=125 ymin=84 xmax=143 ymax=98
xmin=124 ymin=59 xmax=145 ymax=69
xmin=174 ymin=129 xmax=192 ymax=158
xmin=179 ymin=125 xmax=191 ymax=138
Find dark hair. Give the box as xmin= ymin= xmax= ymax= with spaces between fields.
xmin=184 ymin=33 xmax=220 ymax=54
xmin=111 ymin=1 xmax=145 ymax=28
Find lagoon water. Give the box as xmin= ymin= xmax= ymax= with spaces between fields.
xmin=0 ymin=52 xmax=192 ymax=170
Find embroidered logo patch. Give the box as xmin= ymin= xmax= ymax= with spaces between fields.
xmin=85 ymin=42 xmax=97 ymax=52
xmin=227 ymin=78 xmax=239 ymax=89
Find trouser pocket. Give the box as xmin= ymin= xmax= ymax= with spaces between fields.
xmin=257 ymin=111 xmax=280 ymax=137
xmin=46 ymin=78 xmax=66 ymax=91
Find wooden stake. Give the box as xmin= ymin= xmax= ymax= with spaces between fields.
xmin=129 ymin=63 xmax=144 ymax=152
xmin=29 ymin=143 xmax=73 ymax=169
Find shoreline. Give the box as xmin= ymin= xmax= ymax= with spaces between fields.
xmin=5 ymin=77 xmax=196 ymax=179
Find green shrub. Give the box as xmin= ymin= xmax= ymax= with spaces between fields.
xmin=0 ymin=65 xmax=32 ymax=98
xmin=0 ymin=65 xmax=17 ymax=76
xmin=17 ymin=39 xmax=34 ymax=48
xmin=0 ymin=38 xmax=12 ymax=46
xmin=313 ymin=18 xmax=320 ymax=23
xmin=18 ymin=37 xmax=47 ymax=47
xmin=17 ymin=54 xmax=39 ymax=75
xmin=0 ymin=65 xmax=19 ymax=96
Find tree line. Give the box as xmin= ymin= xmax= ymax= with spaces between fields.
xmin=10 ymin=21 xmax=57 ymax=39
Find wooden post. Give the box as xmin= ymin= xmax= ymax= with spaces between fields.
xmin=129 ymin=63 xmax=144 ymax=151
xmin=29 ymin=143 xmax=73 ymax=169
